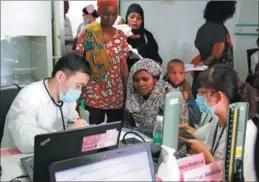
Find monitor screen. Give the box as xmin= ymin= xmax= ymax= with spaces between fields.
xmin=54 ymin=151 xmax=153 ymax=181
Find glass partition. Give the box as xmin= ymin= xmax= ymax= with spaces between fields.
xmin=1 ymin=36 xmax=48 ymax=87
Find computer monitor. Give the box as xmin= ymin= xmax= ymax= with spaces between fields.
xmin=49 ymin=143 xmax=156 ymax=181
xmin=21 ymin=121 xmax=122 ymax=182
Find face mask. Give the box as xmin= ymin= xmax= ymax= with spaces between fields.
xmin=60 ymin=88 xmax=81 ymax=103
xmin=196 ymin=94 xmax=215 ymax=114
xmin=83 ymin=17 xmax=89 ymax=24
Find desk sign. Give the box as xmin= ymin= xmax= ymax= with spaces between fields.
xmin=177 ymin=153 xmax=206 ymax=181
xmin=183 ymin=160 xmax=224 ymax=181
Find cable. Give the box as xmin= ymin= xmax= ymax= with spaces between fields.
xmin=9 ymin=174 xmax=28 ymax=182
xmin=122 ymin=131 xmax=146 ymax=144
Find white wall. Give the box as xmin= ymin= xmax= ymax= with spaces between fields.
xmin=235 ymin=0 xmax=259 ymax=81
xmin=120 ymin=1 xmax=258 ymax=82
xmin=66 ymin=1 xmax=97 ymax=38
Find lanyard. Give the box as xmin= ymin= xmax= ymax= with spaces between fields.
xmin=211 ymin=122 xmax=226 ymax=155
xmin=43 ymin=78 xmax=65 ymax=130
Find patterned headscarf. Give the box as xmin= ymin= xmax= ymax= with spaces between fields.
xmin=126 ymin=59 xmax=189 ymax=127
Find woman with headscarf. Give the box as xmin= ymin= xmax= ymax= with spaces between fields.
xmin=126 ymin=4 xmax=163 ymax=70
xmin=125 ymin=58 xmax=189 ymax=128
xmin=76 ymin=0 xmax=129 ymax=125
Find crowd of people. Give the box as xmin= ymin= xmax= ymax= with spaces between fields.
xmin=1 ymin=0 xmax=258 ymax=181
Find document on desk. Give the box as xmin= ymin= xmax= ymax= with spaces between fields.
xmin=185 ymin=64 xmax=208 ymax=72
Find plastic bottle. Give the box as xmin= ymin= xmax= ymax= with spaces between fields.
xmin=157 ymin=145 xmax=180 ymax=181
xmin=153 ymin=116 xmax=163 ymax=145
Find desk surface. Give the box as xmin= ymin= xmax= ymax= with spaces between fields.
xmin=0 ymin=128 xmax=152 ymax=181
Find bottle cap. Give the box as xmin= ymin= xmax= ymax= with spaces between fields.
xmin=156 ymin=115 xmax=164 ymax=122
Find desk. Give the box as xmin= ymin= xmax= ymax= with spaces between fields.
xmin=0 ymin=128 xmax=152 ymax=181
xmin=1 ymin=153 xmax=32 ymax=181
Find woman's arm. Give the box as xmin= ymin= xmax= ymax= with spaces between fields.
xmin=123 ymin=110 xmax=136 ymax=127
xmin=203 ymin=42 xmax=225 ymax=65
xmin=75 ymin=30 xmax=86 ymax=55
xmin=120 ymin=56 xmax=128 ymax=96
xmin=120 ymin=32 xmax=130 ymax=97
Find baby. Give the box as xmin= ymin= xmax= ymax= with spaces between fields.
xmin=164 ymin=59 xmax=193 ymax=101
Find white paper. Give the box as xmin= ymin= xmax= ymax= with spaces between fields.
xmin=184 ymin=64 xmax=208 ymax=72
xmin=128 ymin=44 xmax=143 ymax=60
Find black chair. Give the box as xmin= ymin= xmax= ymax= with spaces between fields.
xmin=0 ymin=85 xmax=21 ymax=144
xmin=245 ymin=48 xmax=259 ymax=85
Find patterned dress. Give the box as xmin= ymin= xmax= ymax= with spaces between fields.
xmin=76 ymin=29 xmax=129 ymax=110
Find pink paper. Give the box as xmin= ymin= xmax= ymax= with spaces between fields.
xmin=81 ymin=129 xmax=119 ymax=152
xmin=183 ymin=160 xmax=224 ymax=181
xmin=177 ymin=153 xmax=206 ymax=181
xmin=0 ymin=148 xmax=21 ymax=157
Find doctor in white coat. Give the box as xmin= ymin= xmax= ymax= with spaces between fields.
xmin=180 ymin=64 xmax=258 ymax=181
xmin=1 ymin=52 xmax=92 ymax=153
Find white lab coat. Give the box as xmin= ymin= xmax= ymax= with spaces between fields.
xmin=203 ymin=119 xmax=257 ymax=181
xmin=1 ymin=80 xmax=79 ymax=153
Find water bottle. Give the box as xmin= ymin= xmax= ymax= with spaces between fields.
xmin=153 ymin=116 xmax=163 ymax=145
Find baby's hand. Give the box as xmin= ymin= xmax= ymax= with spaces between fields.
xmin=183 ymin=91 xmax=188 ymax=101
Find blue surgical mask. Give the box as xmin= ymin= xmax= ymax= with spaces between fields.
xmin=60 ymin=88 xmax=81 ymax=103
xmin=196 ymin=94 xmax=215 ymax=114
xmin=83 ymin=17 xmax=89 ymax=24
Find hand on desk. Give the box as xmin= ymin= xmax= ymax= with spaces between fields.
xmin=67 ymin=118 xmax=88 ymax=129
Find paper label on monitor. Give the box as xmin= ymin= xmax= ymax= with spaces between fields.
xmin=170 ymin=98 xmax=179 ymax=105
xmin=81 ymin=129 xmax=119 ymax=152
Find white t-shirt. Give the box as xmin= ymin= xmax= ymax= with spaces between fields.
xmin=204 ymin=119 xmax=257 ymax=181
xmin=1 ymin=80 xmax=79 ymax=153
xmin=251 ymin=50 xmax=258 ymax=74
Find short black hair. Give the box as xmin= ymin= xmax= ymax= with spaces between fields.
xmin=257 ymin=37 xmax=259 ymax=47
xmin=82 ymin=8 xmax=99 ymax=18
xmin=199 ymin=64 xmax=256 ymax=119
xmin=51 ymin=52 xmax=92 ymax=77
xmin=204 ymin=1 xmax=237 ymax=24
xmin=168 ymin=59 xmax=184 ymax=66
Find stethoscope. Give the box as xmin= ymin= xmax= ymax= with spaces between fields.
xmin=43 ymin=78 xmax=66 ymax=130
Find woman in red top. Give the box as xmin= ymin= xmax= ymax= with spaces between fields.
xmin=76 ymin=0 xmax=129 ymax=124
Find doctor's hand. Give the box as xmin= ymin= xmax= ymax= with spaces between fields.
xmin=179 ymin=137 xmax=215 ymax=164
xmin=68 ymin=119 xmax=88 ymax=129
xmin=179 ymin=123 xmax=195 ymax=136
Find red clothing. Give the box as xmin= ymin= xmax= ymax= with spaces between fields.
xmin=76 ymin=29 xmax=129 ymax=109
